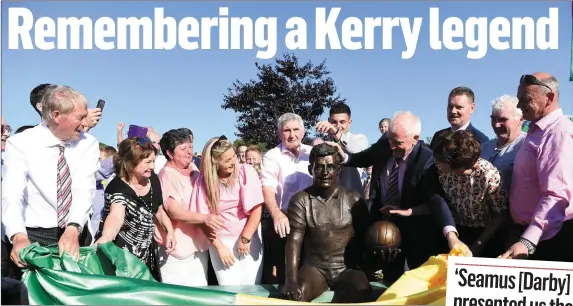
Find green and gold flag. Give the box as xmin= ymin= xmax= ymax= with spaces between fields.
xmin=19 ymin=243 xmax=452 ymax=305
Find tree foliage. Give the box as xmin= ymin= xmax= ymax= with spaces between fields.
xmin=221 ymin=53 xmax=346 ymax=148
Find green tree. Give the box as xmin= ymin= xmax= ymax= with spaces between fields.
xmin=221 ymin=53 xmax=346 ymax=148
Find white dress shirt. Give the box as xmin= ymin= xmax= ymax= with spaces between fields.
xmin=2 ymin=125 xmax=100 ymax=241
xmin=154 ymin=154 xmax=167 ymax=174
xmin=261 ymin=143 xmax=313 ymax=212
xmin=337 ymin=131 xmax=368 ymax=196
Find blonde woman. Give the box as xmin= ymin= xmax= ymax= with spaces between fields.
xmin=192 ymin=136 xmax=264 ymax=285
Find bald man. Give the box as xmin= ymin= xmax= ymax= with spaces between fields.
xmin=326 ymin=111 xmax=458 ymax=285
xmin=502 ymin=72 xmax=573 ymax=262
xmin=146 ymin=128 xmax=167 ymax=173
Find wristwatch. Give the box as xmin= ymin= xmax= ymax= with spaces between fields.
xmin=67 ymin=222 xmax=83 ymax=235
xmin=519 ymin=237 xmax=536 ymax=255
xmin=241 ymin=236 xmax=251 ymax=244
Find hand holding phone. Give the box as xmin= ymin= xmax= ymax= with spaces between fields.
xmin=96 ymin=99 xmax=105 ymax=111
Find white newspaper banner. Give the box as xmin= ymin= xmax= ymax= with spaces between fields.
xmin=446 ymin=256 xmax=573 ymax=306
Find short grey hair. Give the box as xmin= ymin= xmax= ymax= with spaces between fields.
xmin=277 ymin=113 xmax=305 ymax=133
xmin=389 ymin=111 xmax=422 ymax=137
xmin=492 ymin=95 xmax=522 ymax=119
xmin=40 ymin=85 xmax=88 ymax=122
xmin=539 ymin=76 xmax=560 ymax=99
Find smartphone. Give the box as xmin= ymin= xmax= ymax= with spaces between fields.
xmin=96 ymin=99 xmax=105 ymax=111
xmin=127 ymin=125 xmax=148 ymax=139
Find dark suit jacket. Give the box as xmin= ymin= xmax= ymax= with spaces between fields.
xmin=344 ymin=138 xmax=453 ymax=268
xmin=429 ymin=123 xmax=489 ymax=150
xmin=344 ymin=137 xmax=454 ymax=226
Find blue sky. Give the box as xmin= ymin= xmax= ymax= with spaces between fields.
xmin=2 ymin=1 xmax=572 ymax=151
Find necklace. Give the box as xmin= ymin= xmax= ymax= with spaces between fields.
xmin=219 ymin=177 xmax=230 ymax=186
xmin=128 ymin=178 xmax=149 ymax=192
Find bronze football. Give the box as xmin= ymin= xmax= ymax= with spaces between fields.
xmin=365 ymin=221 xmax=402 ymax=250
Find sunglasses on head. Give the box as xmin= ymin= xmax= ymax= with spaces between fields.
xmin=519 ymin=75 xmax=552 ymax=92
xmin=135 ymin=137 xmax=152 ymax=147
xmin=211 ymin=135 xmax=228 ymax=151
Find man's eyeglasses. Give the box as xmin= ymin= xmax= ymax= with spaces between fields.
xmin=211 ymin=135 xmax=228 ymax=151
xmin=519 ymin=75 xmax=553 ymax=92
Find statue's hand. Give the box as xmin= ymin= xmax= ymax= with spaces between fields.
xmin=387 ymin=248 xmax=401 ymax=262
xmin=282 ymin=282 xmax=302 ymax=301
xmin=374 ymin=248 xmax=401 ymax=264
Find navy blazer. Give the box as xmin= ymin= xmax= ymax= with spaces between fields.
xmin=429 ymin=123 xmax=489 ymax=150
xmin=343 ymin=137 xmax=455 ymax=229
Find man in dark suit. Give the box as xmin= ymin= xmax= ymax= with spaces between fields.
xmin=430 ymin=87 xmax=489 ymax=150
xmin=327 ymin=111 xmax=469 ymax=285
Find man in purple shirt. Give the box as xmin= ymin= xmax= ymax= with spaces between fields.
xmin=502 ymin=72 xmax=573 ymax=262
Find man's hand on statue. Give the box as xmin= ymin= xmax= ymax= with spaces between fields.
xmin=216 ymin=245 xmax=236 ymax=267
xmin=323 ymin=141 xmax=347 ymax=160
xmin=315 ymin=121 xmax=337 ymax=135
xmin=379 ymin=205 xmax=412 ymax=217
xmin=273 ymin=212 xmax=291 ymax=238
xmin=282 ymin=282 xmax=303 ymax=301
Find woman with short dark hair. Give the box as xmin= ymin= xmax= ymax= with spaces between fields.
xmin=155 ymin=128 xmax=224 ymax=287
xmin=433 ymin=130 xmax=508 ymax=258
xmin=95 ymin=137 xmax=174 ymax=281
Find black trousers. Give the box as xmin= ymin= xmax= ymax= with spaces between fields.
xmin=261 ymin=218 xmax=287 ymax=285
xmin=1 ymin=224 xmax=92 ymax=281
xmin=509 ymin=219 xmax=573 ymax=262
xmin=1 ymin=277 xmax=29 ymax=305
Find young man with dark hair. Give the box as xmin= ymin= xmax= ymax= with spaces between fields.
xmin=315 ymin=103 xmax=368 ymax=197
xmin=30 ymin=84 xmax=55 ymax=116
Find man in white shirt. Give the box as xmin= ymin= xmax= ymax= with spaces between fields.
xmin=2 ymin=85 xmax=100 ymax=270
xmin=316 ymin=103 xmax=368 ymax=196
xmin=260 ymin=113 xmax=313 ymax=284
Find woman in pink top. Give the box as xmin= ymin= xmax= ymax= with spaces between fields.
xmin=154 ymin=129 xmax=225 ymax=286
xmin=193 ymin=136 xmax=264 ymax=285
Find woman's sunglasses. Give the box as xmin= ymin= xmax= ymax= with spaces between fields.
xmin=135 ymin=137 xmax=152 ymax=147
xmin=211 ymin=135 xmax=228 ymax=151
xmin=519 ymin=75 xmax=552 ymax=92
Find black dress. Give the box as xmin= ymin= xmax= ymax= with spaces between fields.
xmin=96 ymin=173 xmax=163 ymax=281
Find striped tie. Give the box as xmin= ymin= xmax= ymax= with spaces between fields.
xmin=57 ymin=144 xmax=72 ymax=228
xmin=385 ymin=158 xmax=401 ymax=207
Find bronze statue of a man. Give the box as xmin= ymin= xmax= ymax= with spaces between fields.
xmin=282 ymin=143 xmax=373 ymax=303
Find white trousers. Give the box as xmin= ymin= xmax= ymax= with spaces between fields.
xmin=159 ymin=248 xmax=209 ymax=287
xmin=209 ymin=228 xmax=263 ymax=286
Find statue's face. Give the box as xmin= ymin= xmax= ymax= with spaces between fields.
xmin=311 ymin=155 xmax=339 ymax=188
